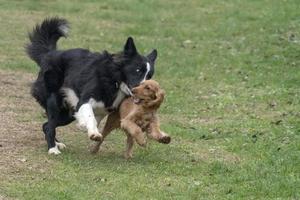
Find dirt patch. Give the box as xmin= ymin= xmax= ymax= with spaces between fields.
xmin=0 ymin=70 xmax=47 ymax=181
xmin=0 ymin=70 xmax=105 ymax=185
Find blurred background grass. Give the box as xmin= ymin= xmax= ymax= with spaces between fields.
xmin=0 ymin=0 xmax=299 ymax=199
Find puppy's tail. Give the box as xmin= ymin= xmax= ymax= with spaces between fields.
xmin=26 ymin=17 xmax=69 ymax=65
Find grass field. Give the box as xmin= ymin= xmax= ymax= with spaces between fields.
xmin=0 ymin=0 xmax=299 ymax=199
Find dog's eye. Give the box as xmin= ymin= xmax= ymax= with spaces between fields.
xmin=136 ymin=69 xmax=140 ymax=73
xmin=145 ymin=86 xmax=150 ymax=90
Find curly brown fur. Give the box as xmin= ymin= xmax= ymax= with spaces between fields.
xmin=91 ymin=80 xmax=171 ymax=158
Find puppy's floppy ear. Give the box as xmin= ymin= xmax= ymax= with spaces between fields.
xmin=146 ymin=89 xmax=165 ymax=109
xmin=147 ymin=49 xmax=157 ymax=63
xmin=124 ymin=37 xmax=137 ymax=56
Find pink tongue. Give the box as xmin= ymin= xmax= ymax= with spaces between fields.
xmin=133 ymin=98 xmax=140 ymax=104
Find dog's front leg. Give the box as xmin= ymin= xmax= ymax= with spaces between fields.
xmin=91 ymin=111 xmax=120 ymax=154
xmin=148 ymin=120 xmax=171 ymax=144
xmin=124 ymin=133 xmax=134 ymax=159
xmin=75 ymin=103 xmax=103 ymax=141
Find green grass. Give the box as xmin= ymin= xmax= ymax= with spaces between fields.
xmin=1 ymin=0 xmax=300 ymax=199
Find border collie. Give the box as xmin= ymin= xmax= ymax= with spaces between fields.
xmin=26 ymin=17 xmax=157 ymax=155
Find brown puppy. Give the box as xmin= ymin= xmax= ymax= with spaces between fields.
xmin=92 ymin=80 xmax=171 ymax=158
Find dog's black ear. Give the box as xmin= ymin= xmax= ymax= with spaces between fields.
xmin=147 ymin=49 xmax=157 ymax=63
xmin=124 ymin=37 xmax=137 ymax=56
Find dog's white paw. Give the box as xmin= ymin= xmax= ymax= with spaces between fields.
xmin=48 ymin=146 xmax=61 ymax=155
xmin=89 ymin=133 xmax=103 ymax=141
xmin=55 ymin=142 xmax=66 ymax=150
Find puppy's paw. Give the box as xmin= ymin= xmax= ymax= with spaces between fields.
xmin=89 ymin=133 xmax=103 ymax=142
xmin=55 ymin=142 xmax=66 ymax=150
xmin=48 ymin=146 xmax=61 ymax=155
xmin=158 ymin=136 xmax=171 ymax=144
xmin=135 ymin=134 xmax=147 ymax=147
xmin=140 ymin=141 xmax=147 ymax=147
xmin=124 ymin=152 xmax=133 ymax=159
xmin=136 ymin=138 xmax=147 ymax=147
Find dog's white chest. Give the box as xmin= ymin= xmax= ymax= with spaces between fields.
xmin=111 ymin=82 xmax=132 ymax=109
xmin=61 ymin=87 xmax=79 ymax=109
xmin=61 ymin=85 xmax=128 ymax=112
xmin=112 ymin=89 xmax=125 ymax=108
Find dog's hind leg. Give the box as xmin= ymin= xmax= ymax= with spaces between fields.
xmin=124 ymin=134 xmax=134 ymax=159
xmin=42 ymin=103 xmax=75 ymax=153
xmin=43 ymin=93 xmax=75 ymax=154
xmin=91 ymin=111 xmax=120 ymax=154
xmin=42 ymin=93 xmax=61 ymax=154
xmin=120 ymin=119 xmax=146 ymax=147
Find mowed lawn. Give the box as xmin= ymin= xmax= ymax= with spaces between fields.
xmin=0 ymin=0 xmax=299 ymax=199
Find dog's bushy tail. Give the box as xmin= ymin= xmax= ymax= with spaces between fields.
xmin=26 ymin=17 xmax=69 ymax=65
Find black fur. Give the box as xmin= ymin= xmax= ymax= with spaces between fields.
xmin=26 ymin=17 xmax=157 ymax=151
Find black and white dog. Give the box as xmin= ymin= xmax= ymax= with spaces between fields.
xmin=26 ymin=17 xmax=157 ymax=154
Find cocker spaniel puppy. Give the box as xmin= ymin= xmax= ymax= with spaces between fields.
xmin=92 ymin=80 xmax=171 ymax=158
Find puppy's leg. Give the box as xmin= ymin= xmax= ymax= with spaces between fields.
xmin=121 ymin=119 xmax=146 ymax=147
xmin=75 ymin=102 xmax=102 ymax=141
xmin=124 ymin=133 xmax=134 ymax=159
xmin=91 ymin=111 xmax=120 ymax=153
xmin=148 ymin=120 xmax=171 ymax=144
